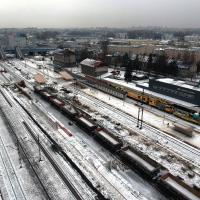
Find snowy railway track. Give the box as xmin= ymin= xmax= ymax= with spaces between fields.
xmin=0 ymin=62 xmax=33 ymax=89
xmin=0 ymin=89 xmax=82 ymax=200
xmin=1 ymin=88 xmax=89 ymax=200
xmin=78 ymin=90 xmax=200 ymax=166
xmin=0 ymin=137 xmax=27 ymax=200
xmin=15 ymin=96 xmax=130 ymax=200
xmin=22 ymin=121 xmax=85 ymax=200
xmin=0 ymin=112 xmax=53 ymax=200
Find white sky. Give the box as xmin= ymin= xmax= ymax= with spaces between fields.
xmin=0 ymin=0 xmax=199 ymax=28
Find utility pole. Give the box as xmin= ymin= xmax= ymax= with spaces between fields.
xmin=137 ymin=88 xmax=144 ymax=129
xmin=38 ymin=134 xmax=42 ymax=162
xmin=137 ymin=106 xmax=144 ymax=129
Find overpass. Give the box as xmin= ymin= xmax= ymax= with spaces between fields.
xmin=0 ymin=46 xmax=6 ymax=60
xmin=5 ymin=47 xmax=56 ymax=56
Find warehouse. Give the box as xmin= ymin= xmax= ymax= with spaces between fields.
xmin=149 ymin=78 xmax=200 ymax=105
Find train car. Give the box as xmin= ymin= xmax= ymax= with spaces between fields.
xmin=174 ymin=104 xmax=200 ymax=125
xmin=128 ymin=90 xmax=174 ymax=113
xmin=40 ymin=91 xmax=53 ymax=100
xmin=15 ymin=82 xmax=32 ymax=100
xmin=34 ymin=85 xmax=43 ymax=94
xmin=104 ymin=79 xmax=200 ymax=123
xmin=158 ymin=173 xmax=200 ymax=200
xmin=119 ymin=146 xmax=163 ymax=178
xmin=49 ymin=96 xmax=65 ymax=108
xmin=75 ymin=116 xmax=97 ymax=133
xmin=94 ymin=128 xmax=123 ymax=151
xmin=127 ymin=91 xmax=149 ymax=104
xmin=61 ymin=104 xmax=78 ymax=119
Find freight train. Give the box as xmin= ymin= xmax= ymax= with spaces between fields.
xmin=34 ymin=85 xmax=200 ymax=200
xmin=84 ymin=76 xmax=200 ymax=125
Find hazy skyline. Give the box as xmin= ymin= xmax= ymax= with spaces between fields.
xmin=0 ymin=0 xmax=199 ymax=28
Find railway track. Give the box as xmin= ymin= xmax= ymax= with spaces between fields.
xmin=2 ymin=88 xmax=95 ymax=200
xmin=22 ymin=120 xmax=85 ymax=200
xmin=0 ymin=89 xmax=82 ymax=200
xmin=0 ymin=136 xmax=27 ymax=200
xmin=14 ymin=94 xmax=132 ymax=200
xmin=0 ymin=64 xmax=134 ymax=200
xmin=78 ymin=90 xmax=200 ymax=166
xmin=0 ymin=112 xmax=53 ymax=200
xmin=0 ymin=62 xmax=33 ymax=89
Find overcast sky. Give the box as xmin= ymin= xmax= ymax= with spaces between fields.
xmin=0 ymin=0 xmax=199 ymax=28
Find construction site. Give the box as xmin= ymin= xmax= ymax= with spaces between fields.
xmin=0 ymin=47 xmax=200 ymax=200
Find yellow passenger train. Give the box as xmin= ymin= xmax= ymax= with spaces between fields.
xmin=84 ymin=76 xmax=200 ymax=125
xmin=108 ymin=80 xmax=200 ymax=125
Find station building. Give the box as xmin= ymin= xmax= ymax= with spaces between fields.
xmin=53 ymin=49 xmax=76 ymax=70
xmin=80 ymin=58 xmax=108 ymax=77
xmin=149 ymin=78 xmax=200 ymax=106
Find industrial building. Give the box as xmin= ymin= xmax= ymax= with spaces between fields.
xmin=149 ymin=78 xmax=200 ymax=105
xmin=80 ymin=58 xmax=108 ymax=77
xmin=53 ymin=49 xmax=76 ymax=70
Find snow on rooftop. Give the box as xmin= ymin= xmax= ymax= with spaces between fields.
xmin=80 ymin=58 xmax=103 ymax=68
xmin=157 ymin=78 xmax=200 ymax=91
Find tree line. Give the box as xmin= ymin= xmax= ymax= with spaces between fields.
xmin=123 ymin=53 xmax=179 ymax=82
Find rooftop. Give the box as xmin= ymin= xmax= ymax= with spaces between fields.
xmin=80 ymin=58 xmax=103 ymax=68
xmin=156 ymin=78 xmax=200 ymax=92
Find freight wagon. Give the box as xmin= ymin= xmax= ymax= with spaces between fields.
xmin=34 ymin=85 xmax=43 ymax=94
xmin=75 ymin=116 xmax=97 ymax=133
xmin=94 ymin=128 xmax=123 ymax=151
xmin=40 ymin=91 xmax=53 ymax=100
xmin=61 ymin=104 xmax=78 ymax=119
xmin=119 ymin=146 xmax=163 ymax=178
xmin=49 ymin=96 xmax=65 ymax=108
xmin=158 ymin=173 xmax=200 ymax=200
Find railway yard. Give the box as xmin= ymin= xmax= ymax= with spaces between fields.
xmin=0 ymin=58 xmax=200 ymax=200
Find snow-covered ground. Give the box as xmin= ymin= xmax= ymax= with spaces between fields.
xmin=73 ymin=89 xmax=200 ymax=189
xmin=1 ymin=58 xmax=200 ymax=199
xmin=36 ymin=95 xmax=167 ymax=200
xmin=0 ymin=83 xmax=153 ymax=200
xmin=0 ymin=89 xmax=76 ymax=200
xmin=18 ymin=96 xmax=150 ymax=200
xmin=82 ymin=87 xmax=200 ymax=148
